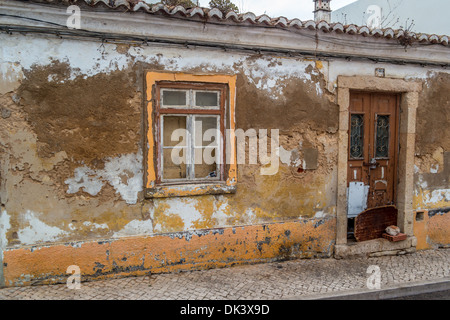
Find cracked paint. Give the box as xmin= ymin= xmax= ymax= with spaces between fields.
xmin=0 ymin=26 xmax=448 ymax=287
xmin=17 ymin=211 xmax=68 ymax=246
xmin=65 ymin=149 xmax=143 ymax=205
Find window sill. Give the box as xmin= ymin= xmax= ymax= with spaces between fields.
xmin=145 ymin=182 xmax=237 ymax=198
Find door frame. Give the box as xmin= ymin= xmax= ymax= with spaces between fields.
xmin=336 ymin=76 xmax=422 ymax=246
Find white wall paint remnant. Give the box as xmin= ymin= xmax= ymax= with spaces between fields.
xmin=420 ymin=189 xmax=450 ymax=206
xmin=279 ymin=146 xmax=303 ymax=168
xmin=0 ymin=34 xmax=327 ymax=100
xmin=65 ymin=149 xmax=143 ymax=204
xmin=430 ymin=164 xmax=439 ymax=174
xmin=327 ymin=61 xmax=449 ymax=93
xmin=0 ymin=209 xmax=10 ymax=284
xmin=243 ymin=208 xmax=258 ymax=225
xmin=0 ymin=209 xmax=11 ymax=250
xmin=414 ymin=165 xmax=420 ymax=174
xmin=242 ymin=59 xmax=324 ymax=98
xmin=211 ymin=196 xmax=232 ymax=226
xmin=150 ymin=198 xmax=202 ymax=233
xmin=100 ymin=151 xmax=143 ymax=205
xmin=0 ymin=35 xmax=130 ymax=80
xmin=415 ymin=174 xmax=428 ymax=190
xmin=113 ymin=195 xmax=233 ymax=238
xmin=82 ymin=221 xmax=109 ymax=231
xmin=314 ymin=211 xmax=327 ymax=218
xmin=0 ymin=62 xmax=23 ymax=94
xmin=113 ymin=219 xmax=153 ymax=238
xmin=17 ymin=211 xmax=68 ymax=245
xmin=65 ymin=166 xmax=104 ymax=196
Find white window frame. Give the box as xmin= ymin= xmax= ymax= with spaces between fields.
xmin=156 ymin=83 xmax=226 ymax=186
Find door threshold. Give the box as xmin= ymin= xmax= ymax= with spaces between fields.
xmin=335 ymin=236 xmax=417 ymax=259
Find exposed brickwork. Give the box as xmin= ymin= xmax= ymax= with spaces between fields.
xmin=355 ymin=206 xmax=398 ymax=242
xmin=383 ymin=233 xmax=408 ymax=242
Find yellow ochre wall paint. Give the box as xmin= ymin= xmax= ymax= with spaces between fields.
xmin=413 ymin=209 xmax=450 ymax=250
xmin=1 ymin=44 xmax=449 ymax=288
xmin=3 ymin=218 xmax=336 ymax=287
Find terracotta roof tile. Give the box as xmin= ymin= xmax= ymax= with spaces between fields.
xmin=26 ymin=0 xmax=450 ymax=46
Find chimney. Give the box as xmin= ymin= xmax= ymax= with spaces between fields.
xmin=313 ymin=0 xmax=332 ymax=23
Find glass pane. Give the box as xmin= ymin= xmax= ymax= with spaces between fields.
xmin=376 ymin=115 xmax=390 ymax=158
xmin=194 ymin=116 xmax=219 ymax=147
xmin=194 ymin=147 xmax=218 ymax=179
xmin=163 ymin=116 xmax=187 ymax=147
xmin=162 ymin=148 xmax=187 ymax=180
xmin=162 ymin=90 xmax=187 ymax=107
xmin=350 ymin=114 xmax=364 ymax=159
xmin=195 ymin=91 xmax=219 ymax=107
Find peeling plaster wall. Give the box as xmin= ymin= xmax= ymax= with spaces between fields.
xmin=0 ymin=31 xmax=449 ymax=285
xmin=0 ymin=34 xmax=339 ymax=246
xmin=412 ymin=72 xmax=450 ymax=249
xmin=0 ymin=208 xmax=11 ymax=286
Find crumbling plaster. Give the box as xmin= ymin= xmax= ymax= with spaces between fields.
xmin=0 ymin=32 xmax=449 ymax=253
xmin=0 ymin=34 xmax=340 ymax=249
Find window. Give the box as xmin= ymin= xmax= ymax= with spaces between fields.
xmin=375 ymin=114 xmax=390 ymax=158
xmin=350 ymin=114 xmax=364 ymax=160
xmin=145 ymin=72 xmax=237 ymax=198
xmin=156 ymin=83 xmax=225 ymax=184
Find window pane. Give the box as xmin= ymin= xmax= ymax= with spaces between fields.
xmin=162 ymin=90 xmax=187 ymax=107
xmin=194 ymin=147 xmax=218 ymax=179
xmin=194 ymin=116 xmax=219 ymax=147
xmin=350 ymin=114 xmax=364 ymax=159
xmin=375 ymin=115 xmax=390 ymax=158
xmin=195 ymin=91 xmax=219 ymax=107
xmin=163 ymin=116 xmax=187 ymax=147
xmin=162 ymin=148 xmax=187 ymax=180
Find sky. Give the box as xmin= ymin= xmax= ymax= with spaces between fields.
xmin=198 ymin=0 xmax=358 ymax=20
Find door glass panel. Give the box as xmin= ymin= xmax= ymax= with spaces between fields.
xmin=375 ymin=115 xmax=390 ymax=158
xmin=350 ymin=114 xmax=364 ymax=159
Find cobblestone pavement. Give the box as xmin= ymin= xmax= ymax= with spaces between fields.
xmin=0 ymin=249 xmax=448 ymax=300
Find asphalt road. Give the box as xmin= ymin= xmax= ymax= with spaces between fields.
xmin=389 ymin=290 xmax=450 ymax=300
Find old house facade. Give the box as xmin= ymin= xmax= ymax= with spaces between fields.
xmin=0 ymin=0 xmax=449 ymax=287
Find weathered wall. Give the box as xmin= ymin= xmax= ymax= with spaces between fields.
xmin=1 ymin=31 xmax=449 ymax=286
xmin=413 ymin=72 xmax=450 ymax=249
xmin=3 ymin=219 xmax=336 ymax=286
xmin=0 ymin=34 xmax=339 ymax=286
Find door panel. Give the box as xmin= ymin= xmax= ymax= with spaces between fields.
xmin=347 ymin=92 xmax=399 ymax=217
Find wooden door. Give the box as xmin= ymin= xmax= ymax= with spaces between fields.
xmin=347 ymin=92 xmax=400 ymax=218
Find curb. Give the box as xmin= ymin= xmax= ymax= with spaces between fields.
xmin=289 ymin=277 xmax=450 ymax=300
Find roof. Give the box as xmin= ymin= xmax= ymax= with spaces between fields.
xmin=23 ymin=0 xmax=450 ymax=46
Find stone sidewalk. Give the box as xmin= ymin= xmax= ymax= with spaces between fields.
xmin=0 ymin=249 xmax=448 ymax=300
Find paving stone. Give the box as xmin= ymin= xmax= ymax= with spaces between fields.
xmin=0 ymin=249 xmax=448 ymax=300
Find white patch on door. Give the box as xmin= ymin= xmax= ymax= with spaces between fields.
xmin=347 ymin=182 xmax=369 ymax=218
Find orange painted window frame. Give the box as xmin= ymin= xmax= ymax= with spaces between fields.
xmin=145 ymin=71 xmax=237 ymax=198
